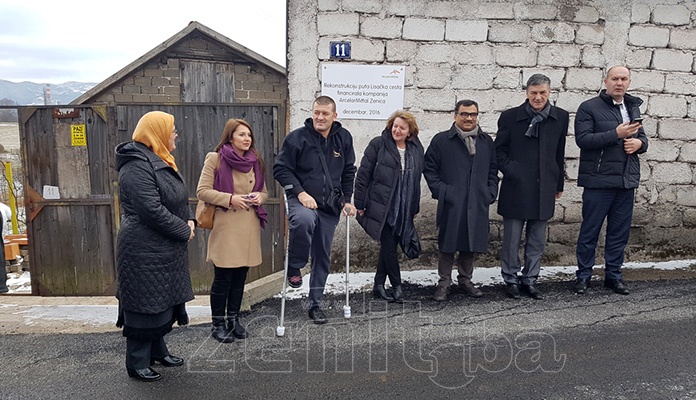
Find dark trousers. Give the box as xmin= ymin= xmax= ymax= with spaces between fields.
xmin=287 ymin=196 xmax=339 ymax=309
xmin=576 ymin=188 xmax=634 ymax=281
xmin=126 ymin=337 xmax=168 ymax=369
xmin=210 ymin=266 xmax=249 ymax=322
xmin=0 ymin=265 xmax=7 ymax=293
xmin=375 ymin=225 xmax=401 ymax=287
xmin=437 ymin=251 xmax=474 ymax=288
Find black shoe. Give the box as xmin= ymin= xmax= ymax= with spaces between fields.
xmin=505 ymin=283 xmax=521 ymax=299
xmin=150 ymin=355 xmax=184 ymax=367
xmin=228 ymin=317 xmax=248 ymax=339
xmin=392 ymin=285 xmax=404 ymax=303
xmin=521 ymin=284 xmax=543 ymax=300
xmin=373 ymin=284 xmax=394 ymax=302
xmin=211 ymin=323 xmax=235 ymax=343
xmin=433 ymin=285 xmax=450 ymax=302
xmin=604 ymin=279 xmax=629 ymax=295
xmin=127 ymin=367 xmax=161 ymax=382
xmin=287 ymin=268 xmax=303 ymax=288
xmin=308 ymin=307 xmax=328 ymax=324
xmin=459 ymin=281 xmax=483 ymax=298
xmin=574 ymin=279 xmax=590 ymax=294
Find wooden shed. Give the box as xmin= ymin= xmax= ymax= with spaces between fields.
xmin=20 ymin=21 xmax=287 ymax=295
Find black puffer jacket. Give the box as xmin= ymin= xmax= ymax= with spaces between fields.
xmin=354 ymin=130 xmax=424 ymax=240
xmin=575 ymin=90 xmax=648 ymax=189
xmin=115 ymin=141 xmax=194 ymax=314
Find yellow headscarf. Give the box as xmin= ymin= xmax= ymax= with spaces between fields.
xmin=131 ymin=111 xmax=178 ymax=171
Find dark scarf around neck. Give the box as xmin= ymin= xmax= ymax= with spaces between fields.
xmin=213 ymin=144 xmax=267 ymax=229
xmin=524 ymin=100 xmax=551 ymax=138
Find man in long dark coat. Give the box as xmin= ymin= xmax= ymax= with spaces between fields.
xmin=495 ymin=74 xmax=568 ymax=300
xmin=424 ymin=99 xmax=499 ymax=302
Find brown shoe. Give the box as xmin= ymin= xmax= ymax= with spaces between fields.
xmin=433 ymin=285 xmax=450 ymax=302
xmin=459 ymin=281 xmax=483 ymax=298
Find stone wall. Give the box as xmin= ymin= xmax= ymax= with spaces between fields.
xmin=288 ymin=0 xmax=696 ymax=269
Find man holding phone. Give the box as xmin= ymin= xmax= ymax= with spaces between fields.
xmin=573 ymin=65 xmax=648 ymax=295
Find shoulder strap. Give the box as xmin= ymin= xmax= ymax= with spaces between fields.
xmin=312 ymin=134 xmax=335 ymax=191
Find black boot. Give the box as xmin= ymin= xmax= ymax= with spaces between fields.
xmin=392 ymin=285 xmax=404 ymax=303
xmin=227 ymin=314 xmax=248 ymax=339
xmin=210 ymin=291 xmax=234 ymax=343
xmin=373 ymin=284 xmax=394 ymax=302
xmin=227 ymin=288 xmax=248 ymax=339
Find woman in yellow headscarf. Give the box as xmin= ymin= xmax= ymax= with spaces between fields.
xmin=114 ymin=111 xmax=195 ymax=382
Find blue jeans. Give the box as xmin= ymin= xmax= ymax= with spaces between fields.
xmin=576 ymin=188 xmax=634 ymax=281
xmin=287 ymin=196 xmax=339 ymax=309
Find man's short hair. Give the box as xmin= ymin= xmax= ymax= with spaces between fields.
xmin=525 ymin=74 xmax=551 ymax=89
xmin=454 ymin=99 xmax=479 ymax=113
xmin=605 ymin=65 xmax=631 ymax=78
xmin=313 ymin=95 xmax=336 ymax=112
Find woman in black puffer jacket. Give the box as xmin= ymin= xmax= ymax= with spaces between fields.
xmin=114 ymin=111 xmax=195 ymax=382
xmin=354 ymin=111 xmax=424 ymax=303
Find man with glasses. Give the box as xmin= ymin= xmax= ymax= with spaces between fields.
xmin=495 ymin=74 xmax=568 ymax=300
xmin=424 ymin=99 xmax=499 ymax=302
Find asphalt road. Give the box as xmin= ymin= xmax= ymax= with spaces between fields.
xmin=2 ymin=279 xmax=695 ymax=400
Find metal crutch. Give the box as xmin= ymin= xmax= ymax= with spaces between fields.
xmin=343 ymin=208 xmax=352 ymax=319
xmin=276 ymin=191 xmax=290 ymax=337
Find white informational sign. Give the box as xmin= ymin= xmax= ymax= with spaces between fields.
xmin=321 ymin=64 xmax=405 ymax=120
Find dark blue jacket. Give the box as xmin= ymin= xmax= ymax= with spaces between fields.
xmin=575 ymin=90 xmax=648 ymax=189
xmin=273 ymin=118 xmax=356 ymax=209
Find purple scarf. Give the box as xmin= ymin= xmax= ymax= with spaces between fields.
xmin=213 ymin=144 xmax=267 ymax=229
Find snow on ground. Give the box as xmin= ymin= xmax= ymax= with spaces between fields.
xmin=279 ymin=259 xmax=696 ymax=300
xmin=2 ymin=259 xmax=695 ymax=327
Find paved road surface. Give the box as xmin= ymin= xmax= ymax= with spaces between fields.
xmin=1 ymin=279 xmax=695 ymax=399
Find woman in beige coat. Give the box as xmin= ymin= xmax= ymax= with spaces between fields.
xmin=196 ymin=119 xmax=268 ymax=343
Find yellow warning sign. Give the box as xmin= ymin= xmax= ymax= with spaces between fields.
xmin=71 ymin=124 xmax=87 ymax=147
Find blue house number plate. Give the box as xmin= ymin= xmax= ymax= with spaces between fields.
xmin=330 ymin=41 xmax=351 ymax=59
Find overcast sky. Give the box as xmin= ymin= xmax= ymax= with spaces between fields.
xmin=0 ymin=0 xmax=286 ymax=84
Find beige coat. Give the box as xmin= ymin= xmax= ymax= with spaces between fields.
xmin=196 ymin=152 xmax=268 ymax=268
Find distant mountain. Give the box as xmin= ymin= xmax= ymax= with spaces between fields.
xmin=0 ymin=79 xmax=96 ymax=106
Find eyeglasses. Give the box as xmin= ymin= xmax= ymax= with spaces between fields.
xmin=457 ymin=112 xmax=479 ymax=118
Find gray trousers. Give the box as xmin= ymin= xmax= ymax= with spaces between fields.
xmin=437 ymin=251 xmax=474 ymax=288
xmin=500 ymin=218 xmax=547 ymax=285
xmin=287 ymin=196 xmax=339 ymax=309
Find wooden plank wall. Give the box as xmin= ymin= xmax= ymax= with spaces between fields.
xmin=21 ymin=104 xmax=282 ymax=296
xmin=115 ymin=104 xmax=283 ymax=292
xmin=20 ymin=107 xmax=117 ymax=295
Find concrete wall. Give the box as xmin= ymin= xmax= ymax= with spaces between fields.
xmin=288 ymin=0 xmax=696 ymax=269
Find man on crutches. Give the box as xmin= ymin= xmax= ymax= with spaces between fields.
xmin=273 ymin=96 xmax=357 ymax=324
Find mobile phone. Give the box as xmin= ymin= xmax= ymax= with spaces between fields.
xmin=244 ymin=194 xmax=257 ymax=199
xmin=632 ymin=117 xmax=644 ymax=124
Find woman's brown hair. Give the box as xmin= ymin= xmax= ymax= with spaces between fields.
xmin=214 ymin=118 xmax=265 ymax=172
xmin=385 ymin=110 xmax=419 ymax=140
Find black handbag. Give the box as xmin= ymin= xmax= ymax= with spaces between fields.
xmin=315 ymin=138 xmax=345 ymax=216
xmin=400 ymin=222 xmax=421 ymax=259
